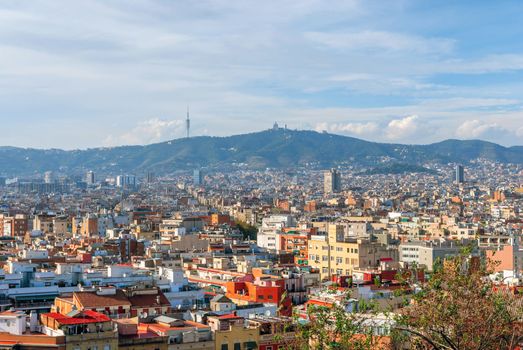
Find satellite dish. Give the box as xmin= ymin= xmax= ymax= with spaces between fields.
xmin=142 ymin=312 xmax=148 ymax=318
xmin=265 ymin=310 xmax=271 ymax=317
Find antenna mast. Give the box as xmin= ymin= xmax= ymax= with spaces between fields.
xmin=186 ymin=106 xmax=190 ymax=138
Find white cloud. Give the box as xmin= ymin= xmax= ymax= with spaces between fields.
xmin=455 ymin=119 xmax=510 ymax=139
xmin=385 ymin=115 xmax=419 ymax=141
xmin=103 ymin=118 xmax=185 ymax=146
xmin=438 ymin=54 xmax=523 ymax=74
xmin=305 ymin=30 xmax=455 ymax=54
xmin=315 ymin=121 xmax=378 ymax=137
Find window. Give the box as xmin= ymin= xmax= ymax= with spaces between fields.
xmin=221 ymin=345 xmax=229 ymax=350
xmin=267 ymin=347 xmax=273 ymax=350
xmin=268 ymin=295 xmax=273 ymax=300
xmin=234 ymin=343 xmax=241 ymax=350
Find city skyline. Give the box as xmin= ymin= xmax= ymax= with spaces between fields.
xmin=2 ymin=1 xmax=523 ymax=148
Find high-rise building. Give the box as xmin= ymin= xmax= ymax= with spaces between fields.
xmin=85 ymin=170 xmax=95 ymax=185
xmin=193 ymin=169 xmax=203 ymax=186
xmin=146 ymin=171 xmax=155 ymax=183
xmin=116 ymin=175 xmax=123 ymax=187
xmin=116 ymin=175 xmax=136 ymax=188
xmin=44 ymin=171 xmax=54 ymax=184
xmin=455 ymin=165 xmax=465 ymax=184
xmin=324 ymin=169 xmax=341 ymax=194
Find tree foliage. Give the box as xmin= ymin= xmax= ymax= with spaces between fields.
xmin=396 ymin=254 xmax=523 ymax=350
xmin=235 ymin=220 xmax=258 ymax=240
xmin=281 ymin=291 xmax=386 ymax=350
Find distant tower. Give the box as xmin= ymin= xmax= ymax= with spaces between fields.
xmin=186 ymin=106 xmax=190 ymax=138
xmin=324 ymin=169 xmax=341 ymax=194
xmin=86 ymin=170 xmax=95 ymax=185
xmin=44 ymin=171 xmax=54 ymax=184
xmin=193 ymin=169 xmax=203 ymax=186
xmin=455 ymin=165 xmax=465 ymax=184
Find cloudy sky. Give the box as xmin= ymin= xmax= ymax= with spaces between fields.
xmin=2 ymin=0 xmax=523 ymax=149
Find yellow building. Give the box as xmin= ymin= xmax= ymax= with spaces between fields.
xmin=207 ymin=315 xmax=258 ymax=350
xmin=308 ymin=224 xmax=397 ymax=280
xmin=81 ymin=215 xmax=99 ymax=237
xmin=53 ymin=216 xmax=69 ymax=235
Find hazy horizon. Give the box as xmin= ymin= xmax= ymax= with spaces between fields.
xmin=0 ymin=126 xmax=519 ymax=152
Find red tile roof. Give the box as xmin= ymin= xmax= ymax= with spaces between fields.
xmin=75 ymin=290 xmax=131 ymax=308
xmin=128 ymin=292 xmax=170 ymax=308
xmin=43 ymin=310 xmax=110 ymax=325
xmin=216 ymin=313 xmax=243 ymax=320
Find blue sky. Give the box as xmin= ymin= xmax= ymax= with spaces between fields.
xmin=1 ymin=0 xmax=523 ymax=148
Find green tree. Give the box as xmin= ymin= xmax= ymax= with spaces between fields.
xmin=235 ymin=220 xmax=258 ymax=240
xmin=395 ymin=254 xmax=523 ymax=349
xmin=281 ymin=291 xmax=383 ymax=350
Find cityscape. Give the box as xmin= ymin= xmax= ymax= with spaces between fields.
xmin=2 ymin=1 xmax=523 ymax=350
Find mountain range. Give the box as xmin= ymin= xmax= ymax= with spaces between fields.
xmin=1 ymin=128 xmax=522 ymax=176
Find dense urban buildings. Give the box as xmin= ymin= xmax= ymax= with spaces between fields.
xmin=0 ymin=155 xmax=522 ymax=349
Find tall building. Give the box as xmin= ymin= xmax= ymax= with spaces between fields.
xmin=85 ymin=170 xmax=95 ymax=185
xmin=43 ymin=171 xmax=54 ymax=184
xmin=455 ymin=165 xmax=465 ymax=184
xmin=116 ymin=175 xmax=123 ymax=187
xmin=193 ymin=169 xmax=203 ymax=186
xmin=324 ymin=169 xmax=341 ymax=194
xmin=146 ymin=171 xmax=155 ymax=183
xmin=116 ymin=175 xmax=136 ymax=188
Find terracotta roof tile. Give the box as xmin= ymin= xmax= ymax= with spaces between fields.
xmin=75 ymin=290 xmax=131 ymax=308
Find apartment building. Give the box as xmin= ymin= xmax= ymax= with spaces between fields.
xmin=308 ymin=224 xmax=397 ymax=280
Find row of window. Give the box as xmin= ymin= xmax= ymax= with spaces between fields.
xmin=309 ymin=255 xmax=359 ymax=266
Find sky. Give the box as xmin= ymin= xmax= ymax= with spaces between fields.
xmin=2 ymin=0 xmax=523 ymax=149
